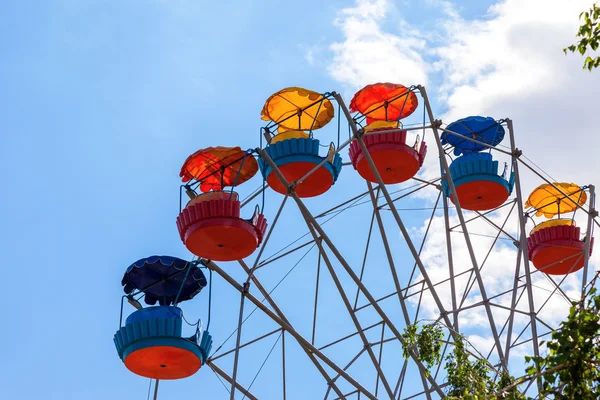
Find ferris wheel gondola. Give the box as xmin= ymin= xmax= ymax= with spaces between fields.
xmin=114 ymin=256 xmax=212 ymax=380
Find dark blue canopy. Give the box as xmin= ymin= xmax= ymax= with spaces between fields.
xmin=442 ymin=116 xmax=505 ymax=156
xmin=121 ymin=256 xmax=207 ymax=306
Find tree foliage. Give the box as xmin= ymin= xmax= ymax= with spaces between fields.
xmin=444 ymin=336 xmax=497 ymax=399
xmin=564 ymin=3 xmax=600 ymax=70
xmin=526 ymin=280 xmax=600 ymax=398
xmin=400 ymin=272 xmax=600 ymax=399
xmin=401 ymin=323 xmax=444 ymax=374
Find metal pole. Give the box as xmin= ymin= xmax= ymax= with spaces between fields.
xmin=503 ymin=247 xmax=523 ymax=363
xmin=237 ymin=260 xmax=347 ymax=399
xmin=366 ymin=181 xmax=433 ymax=399
xmin=229 ymin=289 xmax=246 ymax=400
xmin=206 ymin=361 xmax=259 ymax=400
xmin=256 ymin=147 xmax=446 ymax=397
xmin=417 ymin=85 xmax=507 ymax=369
xmin=229 ymin=194 xmax=288 ymax=399
xmin=207 ymin=260 xmax=371 ymax=398
xmin=153 ymin=379 xmax=159 ymax=400
xmin=282 ymin=331 xmax=287 ymax=400
xmin=506 ymin=118 xmax=542 ymax=392
xmin=442 ymin=194 xmax=459 ymax=331
xmin=331 ymin=93 xmax=457 ymax=334
xmin=312 ymin=238 xmax=322 ymax=345
xmin=305 ymin=222 xmax=397 ymax=399
xmin=581 ymin=184 xmax=596 ymax=294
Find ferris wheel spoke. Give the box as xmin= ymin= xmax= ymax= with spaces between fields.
xmin=448 ymin=199 xmax=517 ymax=231
xmin=335 ymin=93 xmax=463 ymax=357
xmin=393 ymin=358 xmax=409 ymax=399
xmin=581 ymin=186 xmax=597 ymax=293
xmin=206 ymin=360 xmax=259 ymax=400
xmin=401 ymin=382 xmax=450 ymax=400
xmin=454 ymin=195 xmax=516 ymax=306
xmin=323 ymin=347 xmax=367 ymax=399
xmin=474 ymin=210 xmax=519 ymax=243
xmin=255 ymin=144 xmax=447 ymax=396
xmin=209 ymin=328 xmax=283 ymax=362
xmin=441 ymin=194 xmax=460 ymax=331
xmin=504 ymin=245 xmax=525 ymax=363
xmin=397 ymin=187 xmax=442 ymax=301
xmin=208 ymin=259 xmax=374 ymax=399
xmin=302 ymin=203 xmax=445 ymax=396
xmin=508 ymin=119 xmax=544 ymax=391
xmin=419 ymin=86 xmax=509 ymax=369
xmin=307 ymin=222 xmax=398 ymax=399
xmin=351 ymin=207 xmax=376 ymax=311
xmin=366 ymin=181 xmax=414 ymax=323
xmin=236 ymin=259 xmax=349 ymax=399
xmin=534 ymin=316 xmax=555 ymax=332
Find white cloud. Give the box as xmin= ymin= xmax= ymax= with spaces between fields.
xmin=326 ymin=0 xmax=429 ymax=91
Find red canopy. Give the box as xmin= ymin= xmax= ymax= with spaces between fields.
xmin=180 ymin=146 xmax=258 ymax=192
xmin=350 ymin=83 xmax=418 ymax=121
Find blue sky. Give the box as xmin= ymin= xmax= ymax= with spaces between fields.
xmin=3 ymin=0 xmax=591 ymax=399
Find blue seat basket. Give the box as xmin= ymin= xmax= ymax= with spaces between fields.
xmin=114 ymin=306 xmax=212 ymax=363
xmin=441 ymin=152 xmax=515 ymax=197
xmin=258 ymin=137 xmax=343 ymax=184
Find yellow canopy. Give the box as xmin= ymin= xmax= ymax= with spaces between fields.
xmin=525 ymin=182 xmax=587 ymax=218
xmin=270 ymin=130 xmax=310 ymax=144
xmin=364 ymin=120 xmax=399 ymax=132
xmin=529 ymin=219 xmax=574 ymax=235
xmin=261 ymin=87 xmax=334 ymax=131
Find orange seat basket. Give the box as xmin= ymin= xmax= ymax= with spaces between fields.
xmin=450 ymin=180 xmax=510 ymax=211
xmin=266 ymin=161 xmax=336 ymax=198
xmin=124 ymin=345 xmax=201 ymax=380
xmin=177 ymin=197 xmax=267 ymax=261
xmin=527 ymin=224 xmax=594 ymax=275
xmin=348 ymin=130 xmax=426 ymax=184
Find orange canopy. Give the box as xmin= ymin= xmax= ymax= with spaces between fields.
xmin=180 ymin=146 xmax=258 ymax=192
xmin=261 ymin=87 xmax=334 ymax=131
xmin=525 ymin=182 xmax=587 ymax=218
xmin=350 ymin=83 xmax=418 ymax=121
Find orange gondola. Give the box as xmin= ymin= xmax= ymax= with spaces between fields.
xmin=525 ymin=183 xmax=594 ymax=275
xmin=176 ymin=147 xmax=267 ymax=261
xmin=349 ymin=120 xmax=427 ymax=184
xmin=348 ymin=84 xmax=426 ymax=184
xmin=259 ymin=87 xmax=342 ymax=197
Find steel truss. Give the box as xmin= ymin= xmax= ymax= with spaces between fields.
xmin=199 ymin=86 xmax=598 ymax=399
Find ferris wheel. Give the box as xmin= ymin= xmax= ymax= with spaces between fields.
xmin=113 ymin=83 xmax=598 ymax=399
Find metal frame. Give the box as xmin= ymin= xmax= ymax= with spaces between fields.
xmin=192 ymin=86 xmax=598 ymax=399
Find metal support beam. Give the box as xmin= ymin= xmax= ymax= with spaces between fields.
xmin=418 ymin=85 xmax=507 ymax=369
xmin=442 ymin=194 xmax=459 ymax=331
xmin=236 ymin=260 xmax=347 ymax=399
xmin=256 ymin=147 xmax=446 ymax=397
xmin=332 ymin=92 xmax=457 ymax=337
xmin=582 ymin=184 xmax=596 ymax=294
xmin=366 ymin=181 xmax=432 ymax=399
xmin=206 ymin=361 xmax=259 ymax=400
xmin=208 ymin=260 xmax=366 ymax=399
xmin=306 ymin=222 xmax=396 ymax=398
xmin=229 ymin=194 xmax=289 ymax=400
xmin=506 ymin=118 xmax=542 ymax=392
